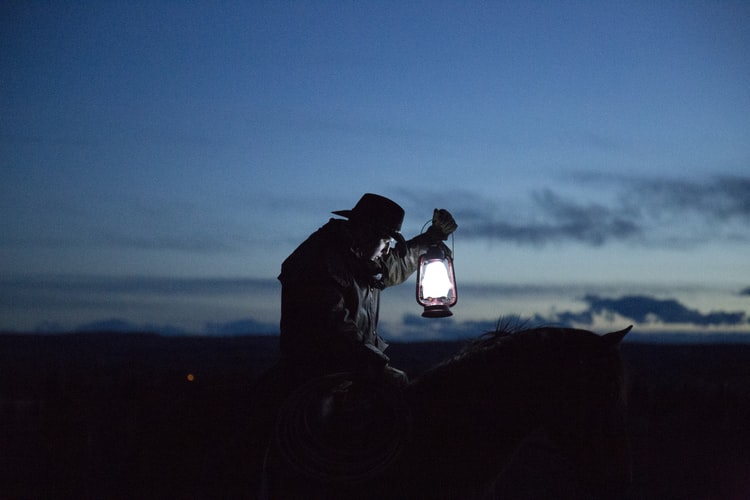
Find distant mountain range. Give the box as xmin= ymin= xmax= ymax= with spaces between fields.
xmin=7 ymin=317 xmax=750 ymax=344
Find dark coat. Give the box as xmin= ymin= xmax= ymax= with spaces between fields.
xmin=278 ymin=218 xmax=428 ymax=387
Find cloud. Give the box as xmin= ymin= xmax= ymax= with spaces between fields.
xmin=0 ymin=274 xmax=281 ymax=333
xmin=33 ymin=316 xmax=277 ymax=336
xmin=614 ymin=175 xmax=750 ymax=246
xmin=73 ymin=318 xmax=187 ymax=336
xmin=457 ymin=189 xmax=641 ymax=246
xmin=21 ymin=293 xmax=750 ymax=339
xmin=1 ymin=274 xmax=278 ymax=298
xmin=205 ymin=318 xmax=278 ymax=335
xmin=100 ymin=232 xmax=246 ymax=253
xmin=630 ymin=175 xmax=750 ymax=222
xmin=543 ymin=294 xmax=747 ymax=327
xmin=381 ymin=314 xmax=500 ymax=342
xmin=414 ymin=174 xmax=750 ymax=247
xmin=739 ymin=287 xmax=750 ymax=297
xmin=0 ymin=189 xmax=260 ymax=254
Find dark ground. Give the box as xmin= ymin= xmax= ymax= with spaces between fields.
xmin=1 ymin=333 xmax=749 ymax=499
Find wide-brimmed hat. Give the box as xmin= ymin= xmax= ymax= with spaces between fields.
xmin=333 ymin=193 xmax=406 ymax=246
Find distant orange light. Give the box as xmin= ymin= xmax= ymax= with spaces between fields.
xmin=186 ymin=373 xmax=195 ymax=382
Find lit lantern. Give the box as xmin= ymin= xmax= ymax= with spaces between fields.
xmin=416 ymin=243 xmax=457 ymax=317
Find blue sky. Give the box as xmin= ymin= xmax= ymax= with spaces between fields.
xmin=2 ymin=1 xmax=749 ymax=339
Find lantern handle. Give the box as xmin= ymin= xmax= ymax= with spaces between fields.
xmin=420 ymin=219 xmax=455 ymax=258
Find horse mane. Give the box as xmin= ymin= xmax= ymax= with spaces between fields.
xmin=428 ymin=317 xmax=558 ymax=372
xmin=410 ymin=318 xmax=624 ymax=398
xmin=406 ymin=318 xmax=535 ymax=395
xmin=455 ymin=316 xmax=529 ymax=358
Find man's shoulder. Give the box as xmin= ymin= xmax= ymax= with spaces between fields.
xmin=280 ymin=220 xmax=354 ymax=286
xmin=300 ymin=219 xmax=349 ymax=251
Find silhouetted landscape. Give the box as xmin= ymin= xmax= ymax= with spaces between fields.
xmin=2 ymin=332 xmax=749 ymax=499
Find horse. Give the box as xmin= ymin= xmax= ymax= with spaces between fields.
xmin=260 ymin=325 xmax=632 ymax=499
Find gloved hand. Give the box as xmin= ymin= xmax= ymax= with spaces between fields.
xmin=382 ymin=365 xmax=409 ymax=387
xmin=426 ymin=208 xmax=457 ymax=241
xmin=356 ymin=344 xmax=393 ymax=383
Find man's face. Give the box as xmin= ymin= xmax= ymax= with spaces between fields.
xmin=364 ymin=236 xmax=393 ymax=261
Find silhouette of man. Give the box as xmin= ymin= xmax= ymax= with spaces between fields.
xmin=277 ymin=193 xmax=457 ymax=391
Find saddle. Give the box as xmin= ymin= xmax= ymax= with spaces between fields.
xmin=273 ymin=373 xmax=411 ymax=484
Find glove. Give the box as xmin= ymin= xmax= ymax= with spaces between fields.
xmin=354 ymin=343 xmax=391 ymax=382
xmin=382 ymin=365 xmax=409 ymax=387
xmin=361 ymin=342 xmax=390 ymax=364
xmin=426 ymin=208 xmax=457 ymax=241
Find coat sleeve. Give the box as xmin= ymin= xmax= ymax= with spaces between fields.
xmin=320 ymin=286 xmax=393 ymax=369
xmin=381 ymin=233 xmax=434 ymax=287
xmin=280 ymin=276 xmax=390 ymax=370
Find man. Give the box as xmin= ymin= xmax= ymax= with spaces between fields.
xmin=278 ymin=193 xmax=457 ymax=390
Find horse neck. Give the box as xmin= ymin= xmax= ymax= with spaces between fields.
xmin=405 ymin=337 xmax=566 ymax=465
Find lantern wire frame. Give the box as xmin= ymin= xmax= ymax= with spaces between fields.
xmin=417 ymin=220 xmax=455 ymax=258
xmin=415 ymin=221 xmax=456 ymax=318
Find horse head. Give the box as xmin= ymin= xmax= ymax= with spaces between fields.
xmin=541 ymin=326 xmax=633 ymax=498
xmin=404 ymin=324 xmax=632 ymax=498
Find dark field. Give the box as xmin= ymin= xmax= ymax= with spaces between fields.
xmin=1 ymin=333 xmax=750 ymax=499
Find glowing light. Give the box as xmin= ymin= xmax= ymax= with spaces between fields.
xmin=421 ymin=260 xmax=453 ymax=298
xmin=416 ymin=244 xmax=457 ymax=318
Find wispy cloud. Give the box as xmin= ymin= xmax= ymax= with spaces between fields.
xmin=4 ymin=274 xmax=748 ymax=337
xmin=628 ymin=175 xmax=750 ymax=221
xmin=0 ymin=275 xmax=280 ymax=328
xmin=13 ymin=293 xmax=750 ymax=339
xmin=381 ymin=314 xmax=500 ymax=342
xmin=539 ymin=294 xmax=748 ymax=328
xmin=1 ymin=274 xmax=278 ymax=297
xmin=402 ymin=174 xmax=750 ymax=247
xmin=73 ymin=318 xmax=187 ymax=336
xmin=204 ymin=318 xmax=278 ymax=335
xmin=457 ymin=188 xmax=641 ymax=246
xmin=0 ymin=192 xmax=255 ymax=254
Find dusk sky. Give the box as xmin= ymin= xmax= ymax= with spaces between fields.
xmin=2 ymin=1 xmax=749 ymax=340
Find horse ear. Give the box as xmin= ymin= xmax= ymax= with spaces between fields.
xmin=602 ymin=325 xmax=632 ymax=347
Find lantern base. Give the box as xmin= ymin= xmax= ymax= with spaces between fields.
xmin=422 ymin=305 xmax=453 ymax=318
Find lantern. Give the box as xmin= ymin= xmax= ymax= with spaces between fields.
xmin=416 ymin=243 xmax=457 ymax=317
